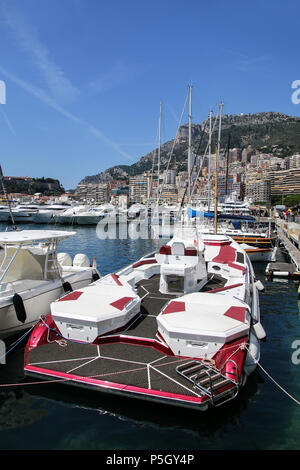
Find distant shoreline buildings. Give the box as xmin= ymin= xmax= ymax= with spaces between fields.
xmin=74 ymin=150 xmax=300 ymax=207
xmin=2 ymin=150 xmax=300 ymax=207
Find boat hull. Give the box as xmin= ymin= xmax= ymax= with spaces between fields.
xmin=244 ymin=248 xmax=274 ymax=262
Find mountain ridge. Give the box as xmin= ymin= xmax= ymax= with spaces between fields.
xmin=79 ymin=111 xmax=300 ymax=185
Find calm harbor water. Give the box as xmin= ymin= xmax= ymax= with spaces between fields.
xmin=0 ymin=223 xmax=300 ymax=451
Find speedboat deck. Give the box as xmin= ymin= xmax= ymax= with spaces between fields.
xmin=24 ymin=230 xmax=265 ymax=411
xmin=25 ymin=303 xmax=242 ymax=411
xmin=25 ymin=279 xmax=246 ymax=410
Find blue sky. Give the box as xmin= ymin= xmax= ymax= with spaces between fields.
xmin=0 ymin=0 xmax=300 ymax=189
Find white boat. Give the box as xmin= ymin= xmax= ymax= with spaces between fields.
xmin=213 ymin=192 xmax=252 ymax=218
xmin=128 ymin=203 xmax=148 ymax=221
xmin=24 ymin=226 xmax=266 ymax=411
xmin=31 ymin=204 xmax=72 ymax=224
xmin=239 ymin=243 xmax=275 ymax=262
xmin=0 ymin=205 xmax=11 ymax=222
xmin=10 ymin=204 xmax=40 ymax=223
xmin=53 ymin=205 xmax=89 ymax=224
xmin=75 ymin=204 xmax=118 ymax=225
xmin=186 ymin=221 xmax=276 ymax=262
xmin=0 ymin=229 xmax=100 ymax=362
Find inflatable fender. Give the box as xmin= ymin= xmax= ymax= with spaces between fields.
xmin=13 ymin=293 xmax=27 ymax=323
xmin=62 ymin=281 xmax=73 ymax=293
xmin=92 ymin=272 xmax=100 ymax=282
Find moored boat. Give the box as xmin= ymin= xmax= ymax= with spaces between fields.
xmin=24 ymin=227 xmax=266 ymax=411
xmin=239 ymin=243 xmax=276 ymax=262
xmin=0 ymin=229 xmax=100 ymax=361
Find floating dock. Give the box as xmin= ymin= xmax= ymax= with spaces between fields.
xmin=266 ymin=220 xmax=300 ymax=279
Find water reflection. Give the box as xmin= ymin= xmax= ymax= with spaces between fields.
xmin=25 ymin=369 xmax=263 ymax=439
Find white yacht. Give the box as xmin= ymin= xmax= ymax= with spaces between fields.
xmin=0 ymin=205 xmax=11 ymax=222
xmin=31 ymin=204 xmax=72 ymax=224
xmin=9 ymin=204 xmax=40 ymax=223
xmin=75 ymin=204 xmax=118 ymax=225
xmin=0 ymin=229 xmax=100 ymax=361
xmin=53 ymin=205 xmax=89 ymax=225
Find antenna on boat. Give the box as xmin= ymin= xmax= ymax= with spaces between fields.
xmin=0 ymin=165 xmax=17 ymax=230
xmin=214 ymin=102 xmax=223 ymax=235
xmin=188 ymin=85 xmax=193 ymax=203
xmin=207 ymin=109 xmax=212 ymax=212
xmin=157 ymin=100 xmax=162 ymax=202
xmin=225 ymin=133 xmax=231 ymax=197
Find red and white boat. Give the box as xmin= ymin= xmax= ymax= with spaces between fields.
xmin=24 ymin=227 xmax=266 ymax=411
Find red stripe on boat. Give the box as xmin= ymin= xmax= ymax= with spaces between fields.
xmin=58 ymin=291 xmax=83 ymax=301
xmin=224 ymin=306 xmax=246 ymax=322
xmin=204 ymin=241 xmax=232 ymax=246
xmin=110 ymin=297 xmax=133 ymax=311
xmin=212 ymin=244 xmax=236 ymax=263
xmin=184 ymin=247 xmax=197 ymax=256
xmin=207 ymin=283 xmax=243 ymax=293
xmin=132 ymin=259 xmax=157 ymax=268
xmin=228 ymin=262 xmax=246 ymax=275
xmin=111 ymin=274 xmax=122 ymax=286
xmin=163 ymin=301 xmax=186 ymax=314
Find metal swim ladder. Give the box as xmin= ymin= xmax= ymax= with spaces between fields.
xmin=176 ymin=359 xmax=240 ymax=407
xmin=43 ymin=238 xmax=61 ymax=280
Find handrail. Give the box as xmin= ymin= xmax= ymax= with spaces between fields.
xmin=0 ymin=245 xmax=21 ymax=283
xmin=220 ymin=358 xmax=240 ymax=385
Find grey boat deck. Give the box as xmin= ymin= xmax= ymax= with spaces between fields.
xmin=25 ymin=272 xmax=235 ymax=408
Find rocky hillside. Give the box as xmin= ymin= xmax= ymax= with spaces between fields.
xmin=2 ymin=177 xmax=65 ymax=196
xmin=79 ymin=112 xmax=300 ymax=184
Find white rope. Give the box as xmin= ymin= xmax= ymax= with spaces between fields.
xmin=245 ymin=346 xmax=300 ymax=406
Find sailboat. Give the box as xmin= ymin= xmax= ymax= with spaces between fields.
xmin=184 ymin=103 xmax=276 ymax=262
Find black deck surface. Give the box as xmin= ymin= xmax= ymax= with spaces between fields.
xmin=26 ymin=273 xmax=228 ymax=400
xmin=27 ymin=337 xmax=201 ymax=398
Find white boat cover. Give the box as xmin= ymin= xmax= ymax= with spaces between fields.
xmin=0 ymin=230 xmax=76 ymax=244
xmin=51 ymin=279 xmax=140 ymax=342
xmin=157 ymin=292 xmax=250 ymax=358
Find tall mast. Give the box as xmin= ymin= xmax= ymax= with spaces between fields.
xmin=207 ymin=109 xmax=212 ymax=211
xmin=0 ymin=165 xmax=17 ymax=230
xmin=157 ymin=101 xmax=162 ymax=202
xmin=214 ymin=102 xmax=224 ymax=234
xmin=225 ymin=133 xmax=231 ymax=197
xmin=188 ymin=85 xmax=193 ymax=203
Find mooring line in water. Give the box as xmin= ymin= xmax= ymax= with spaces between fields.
xmin=245 ymin=346 xmax=300 ymax=406
xmin=0 ymin=377 xmax=73 ymax=387
xmin=0 ymin=321 xmax=39 ymax=363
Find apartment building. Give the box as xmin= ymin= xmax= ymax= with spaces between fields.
xmin=245 ymin=179 xmax=271 ymax=203
xmin=76 ymin=182 xmax=109 ymax=203
xmin=129 ymin=174 xmax=150 ymax=203
xmin=267 ymin=168 xmax=300 ymax=196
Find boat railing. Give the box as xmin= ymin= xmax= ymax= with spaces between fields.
xmin=214 ymin=359 xmax=241 ymax=407
xmin=176 ymin=359 xmax=240 ymax=408
xmin=0 ymin=244 xmax=21 ymax=283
